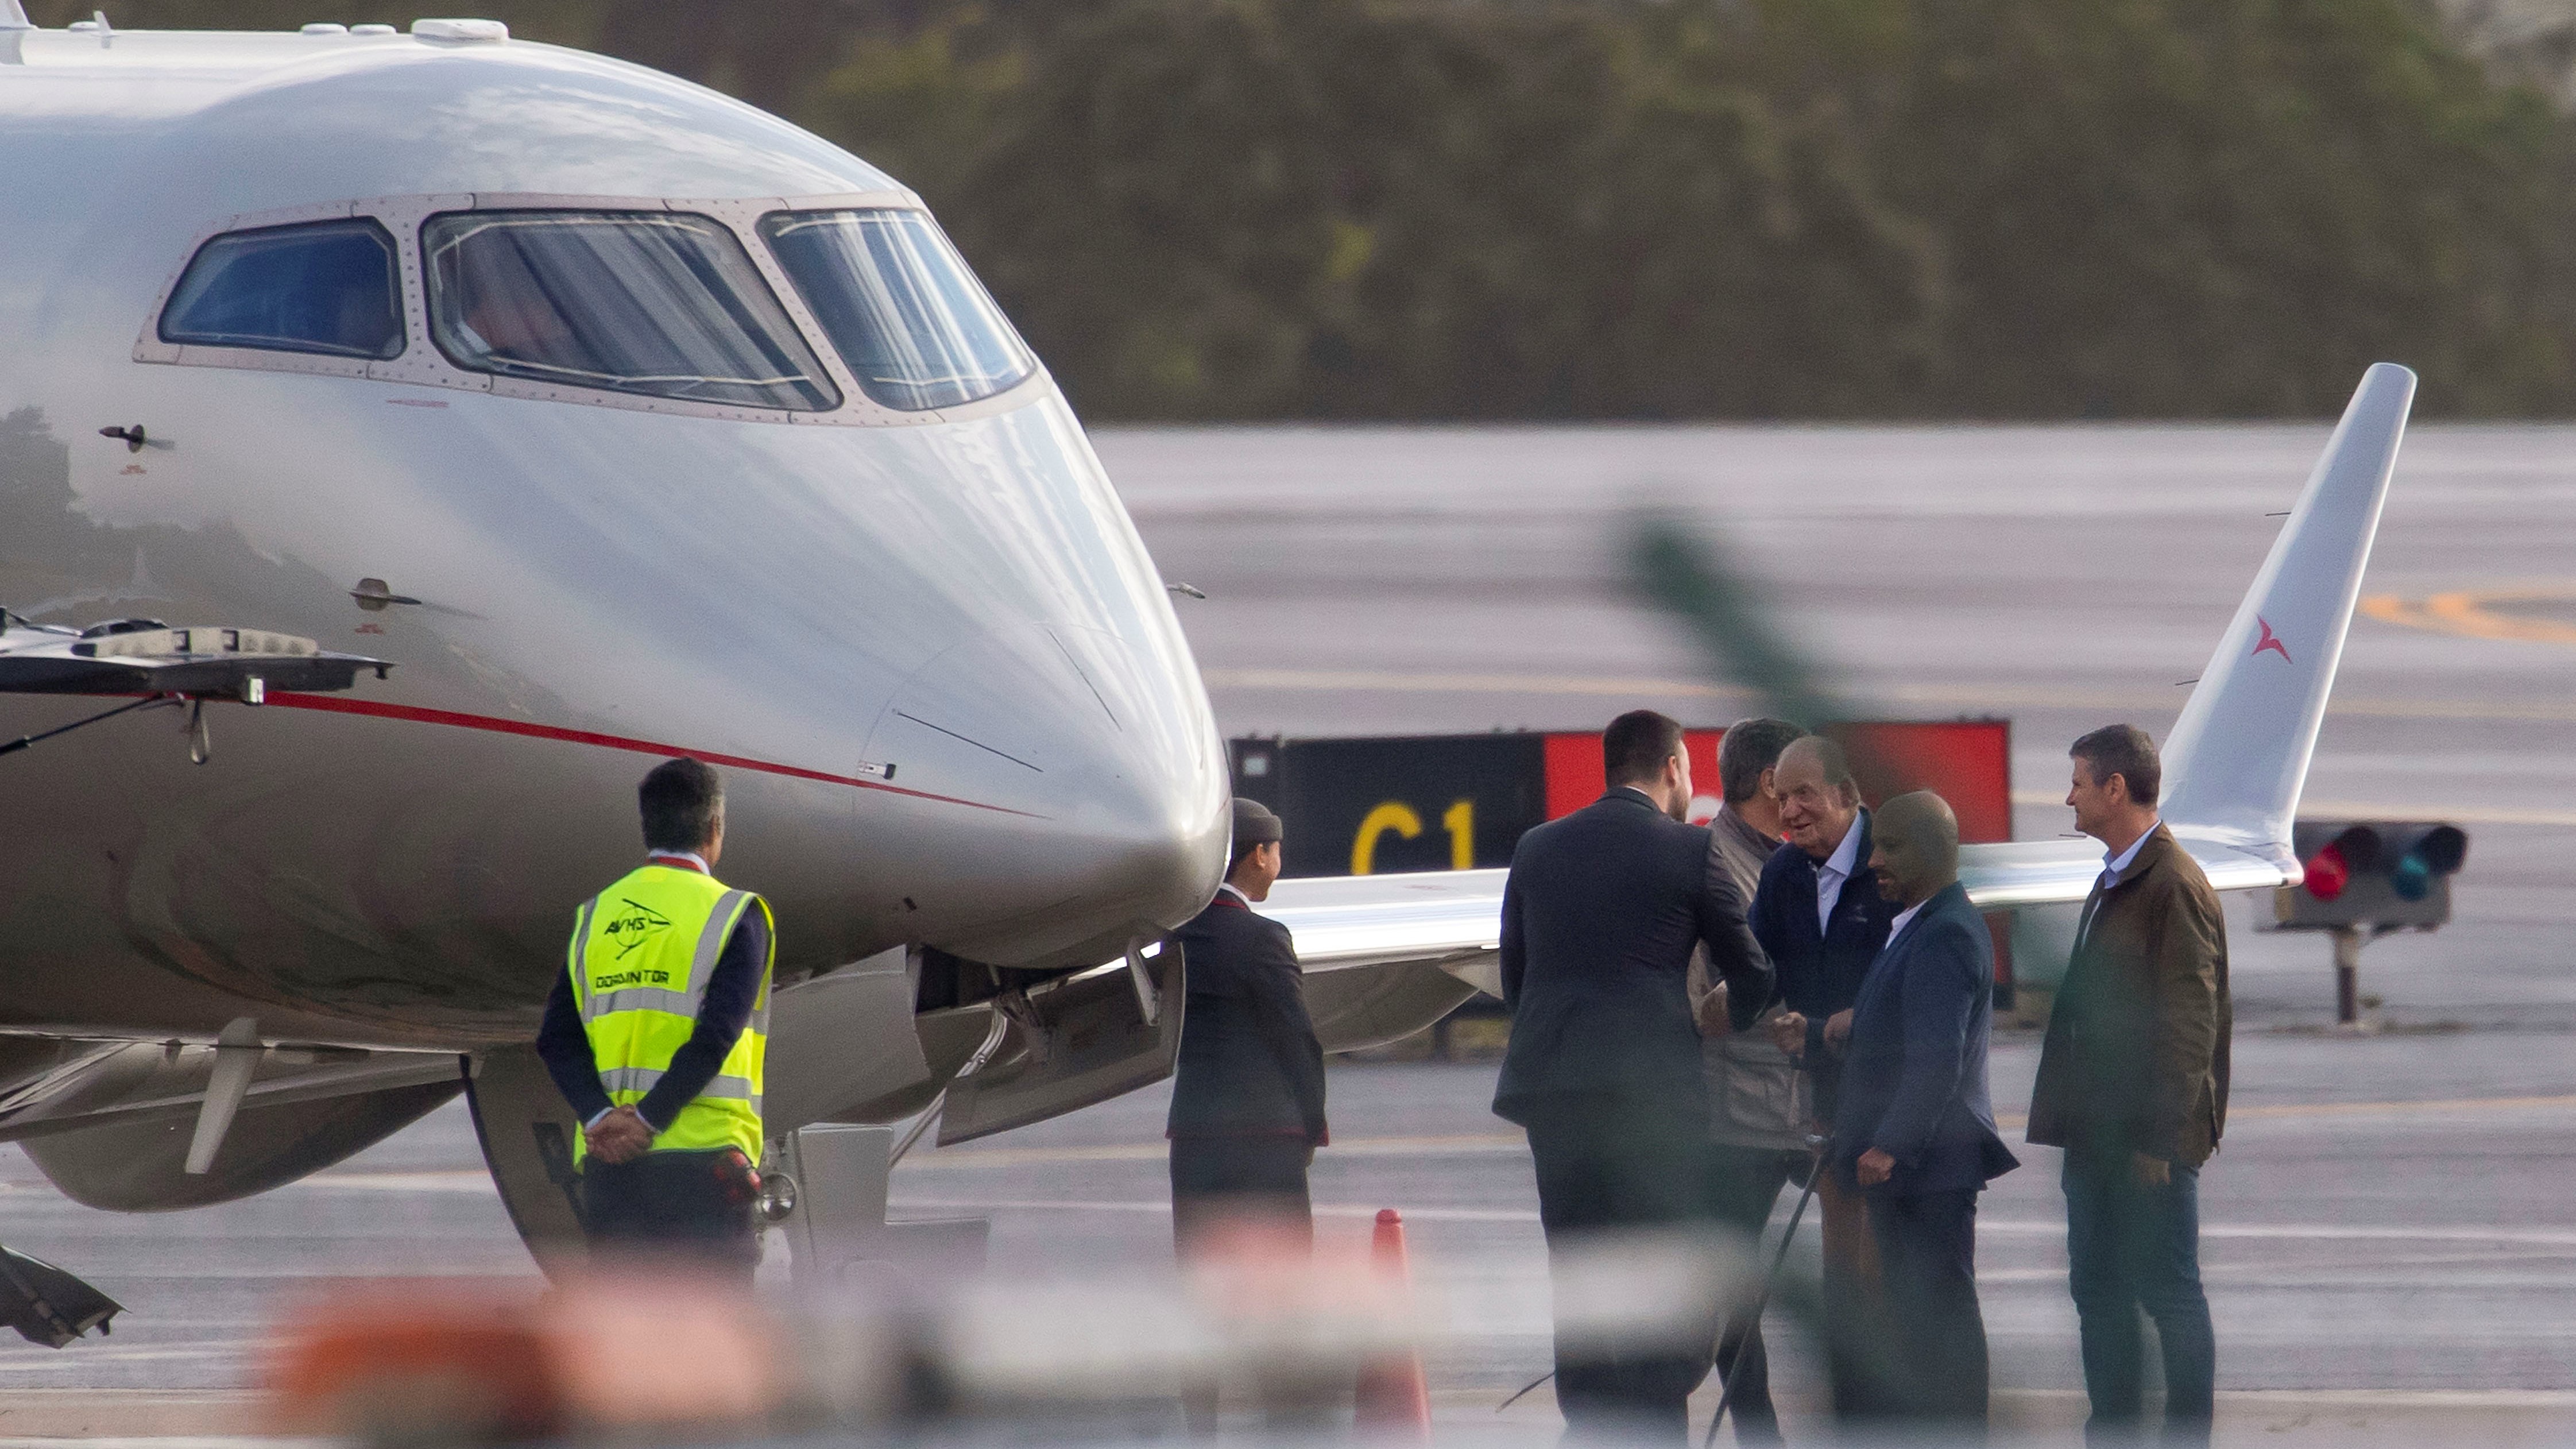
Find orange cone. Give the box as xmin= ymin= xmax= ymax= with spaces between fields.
xmin=1353 ymin=1208 xmax=1431 ymax=1439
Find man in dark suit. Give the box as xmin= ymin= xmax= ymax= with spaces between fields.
xmin=1831 ymin=791 xmax=2017 ymax=1429
xmin=1167 ymin=798 xmax=1328 ymax=1259
xmin=2028 ymin=726 xmax=2230 ymax=1448
xmin=1751 ymin=735 xmax=1900 ymax=1423
xmin=1494 ymin=709 xmax=1773 ymax=1442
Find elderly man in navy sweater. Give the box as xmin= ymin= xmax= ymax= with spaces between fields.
xmin=1831 ymin=790 xmax=2018 ymax=1429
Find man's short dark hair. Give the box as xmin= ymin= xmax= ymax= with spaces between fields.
xmin=1603 ymin=709 xmax=1686 ymax=787
xmin=640 ymin=758 xmax=724 ymax=852
xmin=1718 ymin=718 xmax=1807 ymax=805
xmin=2071 ymin=724 xmax=2161 ymax=807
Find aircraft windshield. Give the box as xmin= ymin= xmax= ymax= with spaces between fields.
xmin=760 ymin=210 xmax=1034 ymax=411
xmin=423 ymin=211 xmax=840 ymax=411
xmin=160 ymin=219 xmax=404 ymax=360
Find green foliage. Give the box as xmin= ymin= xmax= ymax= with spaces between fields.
xmin=39 ymin=0 xmax=2576 ymax=418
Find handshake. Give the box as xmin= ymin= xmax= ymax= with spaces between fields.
xmin=1763 ymin=1007 xmax=1852 ymax=1058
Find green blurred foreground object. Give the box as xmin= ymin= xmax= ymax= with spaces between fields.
xmin=1624 ymin=512 xmax=1854 ymax=730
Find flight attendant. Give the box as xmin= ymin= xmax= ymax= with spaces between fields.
xmin=537 ymin=757 xmax=775 ymax=1282
xmin=1166 ymin=798 xmax=1329 ymax=1258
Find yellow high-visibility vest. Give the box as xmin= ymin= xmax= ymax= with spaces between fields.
xmin=567 ymin=863 xmax=773 ymax=1163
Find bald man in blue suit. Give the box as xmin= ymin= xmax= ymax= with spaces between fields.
xmin=1830 ymin=790 xmax=2018 ymax=1429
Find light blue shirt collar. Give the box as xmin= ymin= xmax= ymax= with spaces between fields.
xmin=2103 ymin=821 xmax=2159 ymax=881
xmin=1814 ymin=811 xmax=1866 ymax=933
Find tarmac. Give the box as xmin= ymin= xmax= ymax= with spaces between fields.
xmin=4 ymin=422 xmax=2574 ymax=1440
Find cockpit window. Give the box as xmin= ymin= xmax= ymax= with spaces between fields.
xmin=759 ymin=210 xmax=1034 ymax=411
xmin=422 ymin=211 xmax=840 ymax=411
xmin=160 ymin=219 xmax=404 ymax=360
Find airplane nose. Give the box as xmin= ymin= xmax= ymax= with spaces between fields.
xmin=864 ymin=619 xmax=1227 ymax=967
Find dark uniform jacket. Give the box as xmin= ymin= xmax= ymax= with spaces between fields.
xmin=1831 ymin=882 xmax=2018 ymax=1195
xmin=1748 ymin=812 xmax=1900 ymax=1116
xmin=2027 ymin=825 xmax=2233 ymax=1168
xmin=1492 ymin=789 xmax=1773 ymax=1128
xmin=1166 ymin=891 xmax=1328 ymax=1143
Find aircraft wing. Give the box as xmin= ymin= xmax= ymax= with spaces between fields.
xmin=1255 ymin=362 xmax=2414 ymax=1042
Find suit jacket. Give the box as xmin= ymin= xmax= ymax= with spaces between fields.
xmin=1167 ymin=893 xmax=1329 ymax=1142
xmin=2027 ymin=824 xmax=2233 ymax=1167
xmin=1831 ymin=882 xmax=2018 ymax=1195
xmin=1749 ymin=812 xmax=1900 ymax=1116
xmin=1492 ymin=789 xmax=1774 ymax=1127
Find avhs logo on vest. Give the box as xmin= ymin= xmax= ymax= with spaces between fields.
xmin=604 ymin=897 xmax=673 ymax=959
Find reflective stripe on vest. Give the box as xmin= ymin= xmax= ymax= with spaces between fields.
xmin=568 ymin=865 xmax=773 ymax=1162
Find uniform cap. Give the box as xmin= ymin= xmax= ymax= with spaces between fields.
xmin=1232 ymin=797 xmax=1283 ymax=848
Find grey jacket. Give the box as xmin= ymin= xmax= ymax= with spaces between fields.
xmin=1691 ymin=805 xmax=1807 ymax=1149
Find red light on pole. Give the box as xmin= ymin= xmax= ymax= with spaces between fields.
xmin=2303 ymin=843 xmax=2350 ymax=901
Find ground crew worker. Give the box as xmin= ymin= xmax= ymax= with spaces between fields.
xmin=536 ymin=757 xmax=774 ymax=1281
xmin=1166 ymin=798 xmax=1327 ymax=1257
xmin=1166 ymin=797 xmax=1329 ymax=1435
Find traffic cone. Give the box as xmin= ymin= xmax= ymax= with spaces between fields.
xmin=1353 ymin=1208 xmax=1431 ymax=1439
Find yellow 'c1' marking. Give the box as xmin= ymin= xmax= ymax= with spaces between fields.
xmin=2363 ymin=587 xmax=2576 ymax=645
xmin=1351 ymin=801 xmax=1423 ymax=876
xmin=1443 ymin=798 xmax=1475 ymax=870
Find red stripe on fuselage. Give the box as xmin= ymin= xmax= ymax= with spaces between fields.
xmin=266 ymin=693 xmax=1038 ymax=817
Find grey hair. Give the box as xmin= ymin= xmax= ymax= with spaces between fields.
xmin=1780 ymin=733 xmax=1859 ymax=801
xmin=1718 ymin=718 xmax=1807 ymax=805
xmin=2071 ymin=724 xmax=2161 ymax=807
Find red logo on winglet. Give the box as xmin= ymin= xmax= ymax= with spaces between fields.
xmin=2253 ymin=616 xmax=2291 ymax=662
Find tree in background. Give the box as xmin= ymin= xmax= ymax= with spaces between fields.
xmin=32 ymin=0 xmax=2576 ymax=419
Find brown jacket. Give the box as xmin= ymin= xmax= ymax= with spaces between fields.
xmin=2026 ymin=825 xmax=2233 ymax=1168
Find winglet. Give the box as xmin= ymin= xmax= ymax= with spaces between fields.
xmin=2161 ymin=362 xmax=2415 ymax=857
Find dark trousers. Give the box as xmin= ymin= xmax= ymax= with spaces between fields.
xmin=1171 ymin=1135 xmax=1316 ymax=1434
xmin=1170 ymin=1134 xmax=1314 ymax=1257
xmin=1865 ymin=1188 xmax=1990 ymax=1432
xmin=2063 ymin=1152 xmax=2215 ymax=1447
xmin=578 ymin=1149 xmax=760 ymax=1284
xmin=1526 ymin=1102 xmax=1708 ymax=1445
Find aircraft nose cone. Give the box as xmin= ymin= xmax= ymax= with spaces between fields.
xmin=865 ymin=620 xmax=1227 ymax=967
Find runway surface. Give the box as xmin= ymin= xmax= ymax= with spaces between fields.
xmin=5 ymin=422 xmax=2574 ymax=1424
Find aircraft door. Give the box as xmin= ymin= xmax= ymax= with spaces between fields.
xmin=936 ymin=940 xmax=1183 ymax=1145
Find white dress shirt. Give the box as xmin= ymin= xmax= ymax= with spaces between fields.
xmin=1216 ymin=882 xmax=1251 ymax=907
xmin=1814 ymin=815 xmax=1865 ymax=935
xmin=1887 ymin=899 xmax=1927 ymax=941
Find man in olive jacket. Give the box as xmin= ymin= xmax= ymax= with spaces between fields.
xmin=2028 ymin=726 xmax=2231 ymax=1448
